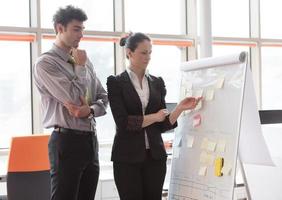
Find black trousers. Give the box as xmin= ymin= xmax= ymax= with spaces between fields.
xmin=113 ymin=150 xmax=167 ymax=200
xmin=48 ymin=130 xmax=99 ymax=200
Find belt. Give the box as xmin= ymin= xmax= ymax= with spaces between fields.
xmin=54 ymin=127 xmax=95 ymax=136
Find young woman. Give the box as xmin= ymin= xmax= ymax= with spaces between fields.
xmin=107 ymin=32 xmax=201 ymax=200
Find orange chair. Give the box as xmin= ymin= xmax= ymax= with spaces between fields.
xmin=7 ymin=134 xmax=51 ymax=200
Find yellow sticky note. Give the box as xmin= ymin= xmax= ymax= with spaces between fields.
xmin=216 ymin=140 xmax=226 ymax=153
xmin=198 ymin=166 xmax=207 ymax=176
xmin=186 ymin=135 xmax=194 ymax=148
xmin=173 ymin=148 xmax=180 ymax=158
xmin=200 ymin=151 xmax=208 ymax=163
xmin=174 ymin=133 xmax=182 ymax=147
xmin=194 ymin=100 xmax=202 ymax=111
xmin=206 ymin=140 xmax=217 ymax=152
xmin=201 ymin=138 xmax=209 ymax=150
xmin=193 ymin=89 xmax=203 ymax=98
xmin=199 ymin=151 xmax=214 ymax=165
xmin=183 ymin=109 xmax=191 ymax=116
xmin=180 ymin=86 xmax=186 ymax=100
xmin=222 ymin=163 xmax=232 ymax=176
xmin=206 ymin=153 xmax=215 ymax=165
xmin=185 ymin=89 xmax=193 ymax=98
xmin=205 ymin=89 xmax=214 ymax=101
xmin=185 ymin=81 xmax=192 ymax=90
xmin=215 ymin=157 xmax=224 ymax=177
xmin=185 ymin=82 xmax=193 ymax=97
xmin=215 ymin=77 xmax=225 ymax=89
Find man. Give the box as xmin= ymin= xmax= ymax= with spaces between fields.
xmin=33 ymin=5 xmax=108 ymax=200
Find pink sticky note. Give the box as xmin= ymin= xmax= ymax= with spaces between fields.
xmin=193 ymin=114 xmax=201 ymax=128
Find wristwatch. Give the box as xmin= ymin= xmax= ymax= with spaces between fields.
xmin=88 ymin=108 xmax=94 ymax=119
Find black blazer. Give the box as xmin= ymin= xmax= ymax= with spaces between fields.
xmin=107 ymin=71 xmax=177 ymax=163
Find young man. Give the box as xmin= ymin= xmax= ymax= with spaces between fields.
xmin=33 ymin=5 xmax=108 ymax=200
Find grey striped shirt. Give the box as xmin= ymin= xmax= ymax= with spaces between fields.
xmin=33 ymin=44 xmax=108 ymax=131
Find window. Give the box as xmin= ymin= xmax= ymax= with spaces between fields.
xmin=0 ymin=0 xmax=29 ymax=27
xmin=0 ymin=41 xmax=32 ymax=148
xmin=211 ymin=0 xmax=249 ymax=37
xmin=148 ymin=45 xmax=183 ymax=102
xmin=41 ymin=0 xmax=114 ymax=31
xmin=79 ymin=41 xmax=115 ymax=143
xmin=261 ymin=47 xmax=282 ymax=109
xmin=213 ymin=45 xmax=250 ymax=57
xmin=124 ymin=0 xmax=184 ymax=34
xmin=261 ymin=0 xmax=282 ymax=39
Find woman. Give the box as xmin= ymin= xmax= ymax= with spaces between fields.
xmin=107 ymin=32 xmax=201 ymax=200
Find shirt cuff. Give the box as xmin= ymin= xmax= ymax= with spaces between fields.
xmin=91 ymin=104 xmax=106 ymax=117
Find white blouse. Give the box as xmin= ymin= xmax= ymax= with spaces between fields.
xmin=126 ymin=68 xmax=150 ymax=149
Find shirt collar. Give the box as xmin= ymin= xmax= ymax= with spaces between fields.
xmin=51 ymin=44 xmax=72 ymax=62
xmin=126 ymin=67 xmax=149 ymax=80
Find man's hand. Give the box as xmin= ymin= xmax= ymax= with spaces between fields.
xmin=64 ymin=96 xmax=91 ymax=118
xmin=72 ymin=48 xmax=87 ymax=66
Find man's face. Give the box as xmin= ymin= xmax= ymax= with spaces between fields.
xmin=58 ymin=19 xmax=85 ymax=49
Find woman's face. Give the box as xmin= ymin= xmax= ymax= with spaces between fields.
xmin=128 ymin=40 xmax=152 ymax=70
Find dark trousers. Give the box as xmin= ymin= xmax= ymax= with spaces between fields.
xmin=113 ymin=150 xmax=167 ymax=200
xmin=48 ymin=130 xmax=99 ymax=200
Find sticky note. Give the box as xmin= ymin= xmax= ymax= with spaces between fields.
xmin=193 ymin=114 xmax=201 ymax=128
xmin=222 ymin=164 xmax=232 ymax=176
xmin=184 ymin=81 xmax=193 ymax=97
xmin=180 ymin=86 xmax=186 ymax=100
xmin=201 ymin=138 xmax=209 ymax=150
xmin=185 ymin=81 xmax=192 ymax=90
xmin=216 ymin=140 xmax=226 ymax=153
xmin=215 ymin=77 xmax=225 ymax=89
xmin=186 ymin=135 xmax=194 ymax=148
xmin=198 ymin=166 xmax=207 ymax=176
xmin=206 ymin=153 xmax=215 ymax=165
xmin=215 ymin=157 xmax=224 ymax=177
xmin=200 ymin=151 xmax=208 ymax=163
xmin=174 ymin=133 xmax=182 ymax=147
xmin=183 ymin=109 xmax=191 ymax=116
xmin=193 ymin=89 xmax=203 ymax=98
xmin=185 ymin=89 xmax=193 ymax=98
xmin=199 ymin=151 xmax=214 ymax=165
xmin=205 ymin=89 xmax=214 ymax=101
xmin=206 ymin=140 xmax=217 ymax=152
xmin=194 ymin=100 xmax=202 ymax=111
xmin=173 ymin=148 xmax=180 ymax=158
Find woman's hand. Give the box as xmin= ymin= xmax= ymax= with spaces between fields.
xmin=142 ymin=109 xmax=169 ymax=127
xmin=178 ymin=97 xmax=202 ymax=111
xmin=154 ymin=109 xmax=169 ymax=122
xmin=168 ymin=97 xmax=203 ymax=125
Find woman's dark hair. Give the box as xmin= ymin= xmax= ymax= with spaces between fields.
xmin=53 ymin=5 xmax=88 ymax=34
xmin=120 ymin=32 xmax=151 ymax=53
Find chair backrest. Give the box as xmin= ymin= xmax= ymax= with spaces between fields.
xmin=7 ymin=134 xmax=51 ymax=200
xmin=259 ymin=110 xmax=282 ymax=124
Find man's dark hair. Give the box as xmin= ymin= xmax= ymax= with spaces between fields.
xmin=53 ymin=5 xmax=88 ymax=34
